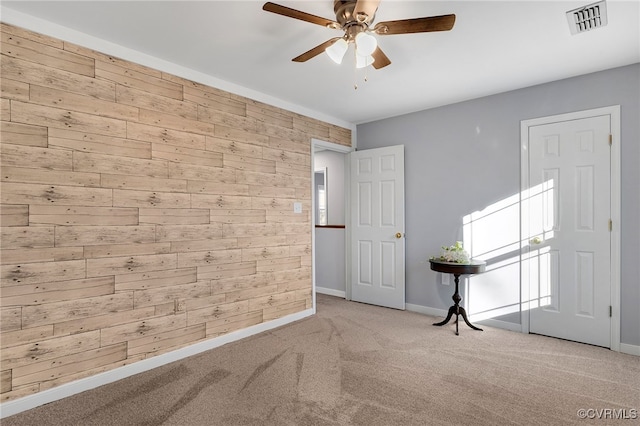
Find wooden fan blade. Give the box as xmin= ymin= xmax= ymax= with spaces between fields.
xmin=263 ymin=2 xmax=339 ymax=28
xmin=371 ymin=46 xmax=391 ymax=69
xmin=374 ymin=14 xmax=456 ymax=35
xmin=354 ymin=0 xmax=381 ymax=23
xmin=292 ymin=38 xmax=341 ymax=62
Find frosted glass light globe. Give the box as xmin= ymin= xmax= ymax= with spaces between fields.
xmin=355 ymin=32 xmax=377 ymax=57
xmin=325 ymin=39 xmax=348 ymax=64
xmin=356 ymin=54 xmax=375 ymax=69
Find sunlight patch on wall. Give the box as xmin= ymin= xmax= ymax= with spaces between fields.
xmin=462 ymin=180 xmax=557 ymax=321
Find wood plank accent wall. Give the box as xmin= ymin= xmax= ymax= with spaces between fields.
xmin=0 ymin=23 xmax=351 ymax=402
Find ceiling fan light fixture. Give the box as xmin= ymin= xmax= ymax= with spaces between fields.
xmin=325 ymin=38 xmax=348 ymax=64
xmin=355 ymin=32 xmax=377 ymax=56
xmin=355 ymin=54 xmax=375 ymax=69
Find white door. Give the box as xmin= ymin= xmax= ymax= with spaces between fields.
xmin=350 ymin=145 xmax=405 ymax=310
xmin=525 ymin=115 xmax=611 ymax=347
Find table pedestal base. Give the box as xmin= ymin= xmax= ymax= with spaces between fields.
xmin=432 ymin=273 xmax=483 ymax=335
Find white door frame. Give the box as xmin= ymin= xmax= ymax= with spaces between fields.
xmin=311 ymin=138 xmax=354 ymax=312
xmin=520 ymin=106 xmax=621 ymax=351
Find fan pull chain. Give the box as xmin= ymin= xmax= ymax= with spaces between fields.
xmin=354 ymin=48 xmax=358 ymax=90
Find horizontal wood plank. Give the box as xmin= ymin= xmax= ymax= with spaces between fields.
xmin=12 ymin=343 xmax=127 ymax=388
xmin=11 ymin=101 xmax=126 ymax=137
xmin=2 ymin=331 xmax=101 ymax=372
xmin=1 ymin=55 xmax=115 ymax=101
xmin=53 ymin=306 xmax=155 ymax=336
xmin=0 ymin=226 xmax=54 ymax=249
xmin=133 ymin=281 xmax=211 ymax=308
xmin=95 ymin=60 xmax=182 ymax=100
xmin=115 ymin=268 xmax=197 ymax=291
xmin=1 ymin=77 xmax=29 ymax=102
xmin=86 ymin=253 xmax=178 ymax=278
xmin=48 ymin=127 xmax=151 ymax=159
xmin=0 ymin=246 xmax=83 ymax=265
xmin=22 ymin=293 xmax=133 ymax=328
xmin=29 ymin=85 xmax=138 ymax=121
xmin=139 ymin=208 xmax=210 ymax=225
xmin=196 ymin=262 xmax=257 ymax=281
xmin=112 ymin=189 xmax=190 ymax=208
xmin=1 ymin=143 xmax=73 ymax=171
xmin=1 ymin=166 xmax=101 ymax=187
xmin=0 ymin=182 xmax=112 ymax=207
xmin=127 ymin=323 xmax=205 ymax=357
xmin=1 ymin=324 xmax=54 ymax=350
xmin=29 ymin=205 xmax=138 ymax=226
xmin=1 ymin=31 xmax=94 ymax=77
xmin=1 ymin=276 xmax=114 ymax=307
xmin=83 ymin=242 xmax=171 ymax=259
xmin=126 ymin=121 xmax=206 ymax=150
xmin=55 ymin=225 xmax=157 ymax=247
xmin=151 ymin=142 xmax=223 ymax=167
xmin=116 ymin=84 xmax=196 ymax=120
xmin=0 ymin=307 xmax=22 ymax=332
xmin=100 ymin=313 xmax=187 ymax=346
xmin=73 ymin=151 xmax=168 ymax=178
xmin=0 ymin=121 xmax=47 ymax=147
xmin=0 ymin=204 xmax=28 ymax=227
xmin=205 ymin=310 xmax=262 ymax=337
xmin=177 ymin=249 xmax=242 ymax=269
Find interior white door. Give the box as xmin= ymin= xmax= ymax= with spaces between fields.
xmin=526 ymin=115 xmax=611 ymax=347
xmin=350 ymin=145 xmax=405 ymax=310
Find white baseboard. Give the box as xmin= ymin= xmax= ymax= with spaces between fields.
xmin=0 ymin=308 xmax=314 ymax=419
xmin=406 ymin=303 xmax=522 ymax=332
xmin=406 ymin=303 xmax=638 ymax=354
xmin=475 ymin=318 xmax=523 ymax=332
xmin=316 ymin=287 xmax=346 ymax=298
xmin=405 ymin=303 xmax=447 ymax=318
xmin=620 ymin=343 xmax=640 ymax=356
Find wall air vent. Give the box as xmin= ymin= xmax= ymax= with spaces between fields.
xmin=566 ymin=1 xmax=608 ymax=35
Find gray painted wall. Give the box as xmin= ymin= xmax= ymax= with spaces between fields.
xmin=357 ymin=63 xmax=639 ymax=346
xmin=315 ymin=228 xmax=346 ymax=292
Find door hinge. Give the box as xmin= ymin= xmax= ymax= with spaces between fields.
xmin=608 ymin=134 xmax=612 ymax=146
xmin=608 ymin=219 xmax=613 ymax=231
xmin=609 ymin=305 xmax=612 ymax=317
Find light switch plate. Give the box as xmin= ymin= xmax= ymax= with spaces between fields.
xmin=441 ymin=273 xmax=450 ymax=286
xmin=293 ymin=202 xmax=302 ymax=213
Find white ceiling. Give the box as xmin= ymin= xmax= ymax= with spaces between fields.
xmin=2 ymin=1 xmax=639 ymax=126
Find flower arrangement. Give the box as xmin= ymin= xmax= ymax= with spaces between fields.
xmin=430 ymin=241 xmax=470 ymax=264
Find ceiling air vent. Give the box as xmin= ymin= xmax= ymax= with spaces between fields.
xmin=566 ymin=1 xmax=608 ymax=35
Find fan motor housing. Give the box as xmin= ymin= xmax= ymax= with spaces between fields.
xmin=333 ymin=0 xmax=374 ymax=27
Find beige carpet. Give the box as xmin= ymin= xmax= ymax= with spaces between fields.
xmin=3 ymin=294 xmax=639 ymax=425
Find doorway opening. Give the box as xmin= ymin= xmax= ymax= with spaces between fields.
xmin=311 ymin=139 xmax=353 ymax=312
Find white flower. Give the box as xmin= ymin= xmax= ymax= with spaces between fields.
xmin=431 ymin=241 xmax=470 ymax=264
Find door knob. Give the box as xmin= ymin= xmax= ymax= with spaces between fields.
xmin=530 ymin=236 xmax=542 ymax=245
xmin=395 ymin=232 xmax=403 ymax=239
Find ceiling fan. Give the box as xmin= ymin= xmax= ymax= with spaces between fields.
xmin=262 ymin=0 xmax=456 ymax=70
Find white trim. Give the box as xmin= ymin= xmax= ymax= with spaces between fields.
xmin=0 ymin=7 xmax=355 ymax=131
xmin=475 ymin=318 xmax=523 ymax=333
xmin=406 ymin=303 xmax=522 ymax=333
xmin=406 ymin=303 xmax=448 ymax=319
xmin=620 ymin=343 xmax=640 ymax=357
xmin=520 ymin=106 xmax=621 ymax=351
xmin=316 ymin=287 xmax=346 ymax=298
xmin=0 ymin=308 xmax=313 ymax=419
